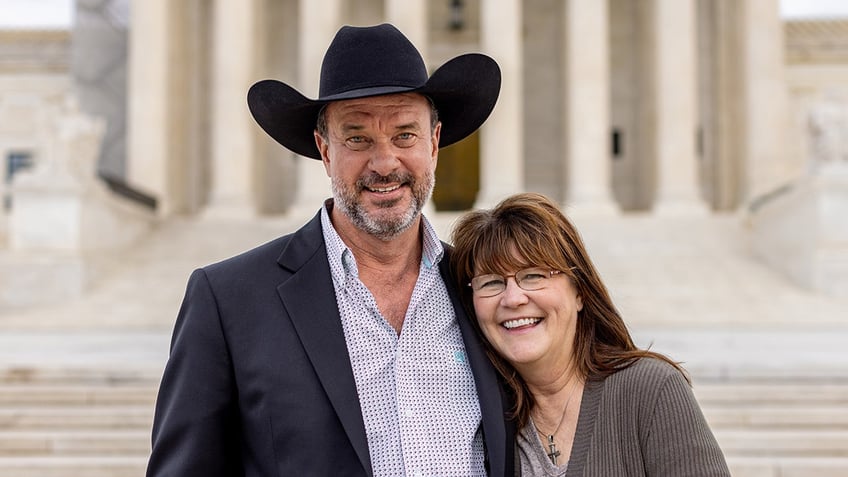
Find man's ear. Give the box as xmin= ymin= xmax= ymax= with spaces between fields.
xmin=315 ymin=131 xmax=332 ymax=175
xmin=431 ymin=121 xmax=442 ymax=163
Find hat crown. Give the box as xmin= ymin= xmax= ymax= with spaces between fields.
xmin=248 ymin=23 xmax=501 ymax=160
xmin=319 ymin=24 xmax=428 ymax=98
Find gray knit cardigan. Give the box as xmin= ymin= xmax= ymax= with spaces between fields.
xmin=516 ymin=357 xmax=731 ymax=476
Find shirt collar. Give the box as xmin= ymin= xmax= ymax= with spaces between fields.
xmin=419 ymin=212 xmax=444 ymax=270
xmin=320 ymin=200 xmax=355 ymax=288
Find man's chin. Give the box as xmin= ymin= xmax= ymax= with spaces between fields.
xmin=366 ymin=210 xmax=414 ymax=228
xmin=363 ymin=193 xmax=417 ymax=216
xmin=361 ymin=205 xmax=420 ymax=238
xmin=370 ymin=197 xmax=404 ymax=209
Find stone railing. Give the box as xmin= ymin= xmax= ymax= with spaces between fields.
xmin=0 ymin=95 xmax=154 ymax=307
xmin=749 ymin=94 xmax=848 ymax=297
xmin=808 ymin=94 xmax=848 ymax=166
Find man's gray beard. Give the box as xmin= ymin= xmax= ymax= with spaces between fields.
xmin=331 ymin=170 xmax=435 ymax=241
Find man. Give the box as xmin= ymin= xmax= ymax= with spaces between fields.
xmin=146 ymin=24 xmax=514 ymax=476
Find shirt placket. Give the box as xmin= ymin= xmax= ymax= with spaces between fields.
xmin=395 ymin=261 xmax=433 ymax=477
xmin=343 ymin=252 xmax=407 ymax=476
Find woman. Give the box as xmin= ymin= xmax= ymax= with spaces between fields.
xmin=451 ymin=193 xmax=730 ymax=476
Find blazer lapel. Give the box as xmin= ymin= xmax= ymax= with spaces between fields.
xmin=276 ymin=212 xmax=372 ymax=476
xmin=440 ymin=247 xmax=513 ymax=476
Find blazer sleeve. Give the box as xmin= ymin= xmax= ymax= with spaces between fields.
xmin=146 ymin=269 xmax=244 ymax=477
xmin=642 ymin=371 xmax=731 ymax=477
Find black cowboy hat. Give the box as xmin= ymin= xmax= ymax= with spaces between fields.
xmin=247 ymin=23 xmax=501 ymax=160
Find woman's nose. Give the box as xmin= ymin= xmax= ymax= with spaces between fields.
xmin=499 ymin=278 xmax=529 ymax=307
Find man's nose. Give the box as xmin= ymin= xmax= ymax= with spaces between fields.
xmin=368 ymin=138 xmax=401 ymax=175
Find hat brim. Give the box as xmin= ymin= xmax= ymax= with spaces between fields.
xmin=247 ymin=53 xmax=501 ymax=160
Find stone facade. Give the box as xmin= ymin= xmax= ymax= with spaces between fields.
xmin=120 ymin=0 xmax=799 ymax=217
xmin=0 ymin=21 xmax=152 ymax=307
xmin=2 ymin=0 xmax=848 ymax=298
xmin=0 ymin=28 xmax=72 ymax=245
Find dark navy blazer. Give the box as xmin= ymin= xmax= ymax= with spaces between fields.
xmin=146 ymin=211 xmax=515 ymax=476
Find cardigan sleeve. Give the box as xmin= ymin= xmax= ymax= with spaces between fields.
xmin=642 ymin=370 xmax=731 ymax=477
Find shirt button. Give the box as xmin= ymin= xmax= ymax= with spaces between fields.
xmin=403 ymin=408 xmax=414 ymax=418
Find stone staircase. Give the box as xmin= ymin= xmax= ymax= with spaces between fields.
xmin=0 ymin=367 xmax=157 ymax=477
xmin=1 ymin=364 xmax=847 ymax=476
xmin=0 ymin=214 xmax=845 ymax=476
xmin=696 ymin=378 xmax=848 ymax=477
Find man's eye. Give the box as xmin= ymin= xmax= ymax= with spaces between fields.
xmin=345 ymin=136 xmax=370 ymax=150
xmin=394 ymin=132 xmax=418 ymax=147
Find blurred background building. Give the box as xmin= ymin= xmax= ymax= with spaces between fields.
xmin=0 ymin=0 xmax=846 ymax=476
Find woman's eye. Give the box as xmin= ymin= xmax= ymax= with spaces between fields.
xmin=479 ymin=278 xmax=505 ymax=289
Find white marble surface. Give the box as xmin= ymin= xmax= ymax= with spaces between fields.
xmin=0 ymin=211 xmax=844 ymax=381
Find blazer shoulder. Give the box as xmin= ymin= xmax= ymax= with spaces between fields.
xmin=203 ymin=210 xmax=324 ymax=278
xmin=203 ymin=233 xmax=293 ymax=277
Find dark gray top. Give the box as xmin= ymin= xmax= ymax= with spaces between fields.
xmin=516 ymin=358 xmax=730 ymax=476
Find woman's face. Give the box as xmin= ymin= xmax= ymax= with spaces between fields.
xmin=471 ymin=260 xmax=583 ymax=372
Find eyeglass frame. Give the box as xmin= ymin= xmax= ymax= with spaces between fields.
xmin=468 ymin=267 xmax=565 ymax=298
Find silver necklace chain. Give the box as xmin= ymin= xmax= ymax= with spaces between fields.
xmin=533 ymin=375 xmax=580 ymax=466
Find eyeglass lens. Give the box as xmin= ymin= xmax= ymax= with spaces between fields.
xmin=470 ymin=268 xmax=555 ymax=297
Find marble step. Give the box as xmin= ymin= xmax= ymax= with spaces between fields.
xmin=0 ymin=451 xmax=846 ymax=477
xmin=0 ymin=385 xmax=156 ymax=406
xmin=715 ymin=429 xmax=848 ymax=457
xmin=703 ymin=404 xmax=848 ymax=429
xmin=694 ymin=381 xmax=848 ymax=404
xmin=727 ymin=456 xmax=848 ymax=477
xmin=0 ymin=407 xmax=152 ymax=431
xmin=0 ymin=430 xmax=149 ymax=456
xmin=0 ymin=367 xmax=161 ymax=386
xmin=0 ymin=456 xmax=147 ymax=477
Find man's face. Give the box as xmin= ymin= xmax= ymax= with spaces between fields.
xmin=315 ymin=93 xmax=441 ymax=240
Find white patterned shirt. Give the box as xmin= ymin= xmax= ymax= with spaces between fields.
xmin=321 ymin=204 xmax=485 ymax=477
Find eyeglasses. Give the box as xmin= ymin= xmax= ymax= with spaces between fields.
xmin=469 ymin=268 xmax=562 ymax=298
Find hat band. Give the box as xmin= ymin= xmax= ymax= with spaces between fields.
xmin=319 ymin=84 xmax=424 ymax=103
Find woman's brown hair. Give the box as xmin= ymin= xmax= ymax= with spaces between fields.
xmin=450 ymin=192 xmax=685 ymax=429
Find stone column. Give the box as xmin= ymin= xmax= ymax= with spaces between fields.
xmin=386 ymin=0 xmax=427 ymax=59
xmin=476 ymin=0 xmax=523 ymax=209
xmin=127 ymin=0 xmax=172 ymax=214
xmin=562 ymin=0 xmax=618 ymax=215
xmin=739 ymin=0 xmax=790 ymax=202
xmin=650 ymin=0 xmax=708 ymax=214
xmin=204 ymin=0 xmax=261 ymax=218
xmin=72 ymin=0 xmax=129 ymax=180
xmin=289 ymin=0 xmax=341 ymax=216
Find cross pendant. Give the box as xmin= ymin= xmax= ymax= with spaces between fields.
xmin=546 ymin=435 xmax=561 ymax=465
